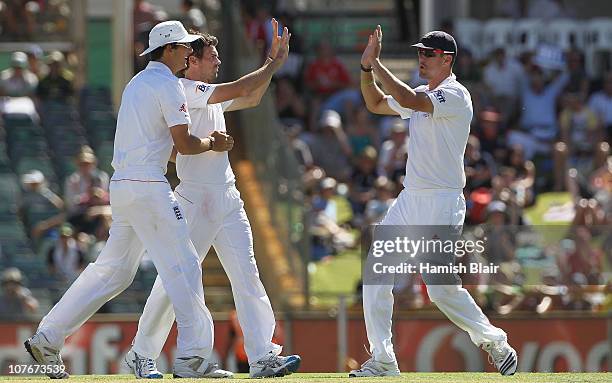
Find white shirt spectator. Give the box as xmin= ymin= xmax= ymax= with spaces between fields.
xmin=0 ymin=68 xmax=38 ymax=97
xmin=483 ymin=58 xmax=524 ymax=99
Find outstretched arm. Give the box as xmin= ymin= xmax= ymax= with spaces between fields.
xmin=209 ymin=18 xmax=290 ymax=106
xmin=364 ymin=25 xmax=432 ymax=113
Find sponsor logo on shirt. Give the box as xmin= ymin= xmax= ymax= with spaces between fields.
xmin=173 ymin=206 xmax=183 ymax=220
xmin=433 ymin=90 xmax=446 ymax=103
xmin=179 ymin=103 xmax=187 ymax=113
xmin=196 ymin=84 xmax=210 ymax=93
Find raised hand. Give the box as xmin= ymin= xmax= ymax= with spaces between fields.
xmin=268 ymin=18 xmax=281 ymax=59
xmin=210 ymin=131 xmax=234 ymax=152
xmin=361 ymin=25 xmax=382 ymax=67
xmin=274 ymin=25 xmax=291 ymax=65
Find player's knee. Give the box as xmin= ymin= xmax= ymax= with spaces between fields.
xmin=87 ymin=262 xmax=137 ymax=292
xmin=426 ymin=284 xmax=459 ymax=303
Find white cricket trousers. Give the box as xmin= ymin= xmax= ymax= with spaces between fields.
xmin=363 ymin=188 xmax=507 ymax=363
xmin=132 ymin=181 xmax=280 ymax=363
xmin=37 ymin=176 xmax=214 ymax=359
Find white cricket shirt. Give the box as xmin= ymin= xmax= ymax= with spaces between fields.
xmin=176 ymin=78 xmax=235 ymax=185
xmin=111 ymin=61 xmax=191 ymax=180
xmin=387 ymin=73 xmax=472 ymax=190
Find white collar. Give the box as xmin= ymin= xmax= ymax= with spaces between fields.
xmin=428 ymin=73 xmax=456 ymax=91
xmin=146 ymin=61 xmax=173 ymax=76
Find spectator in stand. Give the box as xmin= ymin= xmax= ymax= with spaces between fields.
xmin=0 ymin=267 xmax=39 ymax=320
xmin=0 ymin=0 xmax=37 ymax=40
xmin=565 ymin=50 xmax=590 ymax=100
xmin=349 ymin=146 xmax=378 ymax=216
xmin=304 ymin=40 xmax=351 ymax=98
xmin=453 ymin=48 xmax=481 ymax=87
xmin=26 ymin=44 xmax=48 ymax=79
xmin=309 ymin=178 xmax=354 ymax=262
xmin=19 ymin=170 xmax=65 ymax=243
xmin=504 ymin=145 xmax=536 ymax=209
xmin=36 ymin=51 xmax=74 ymax=101
xmin=0 ymin=51 xmax=38 ymax=97
xmin=558 ymin=226 xmax=604 ymax=286
xmin=179 ymin=0 xmax=208 ymax=32
xmin=284 ymin=123 xmax=313 ymax=172
xmin=588 ymin=72 xmax=612 ymax=142
xmin=588 ymin=155 xmax=612 ymax=217
xmin=64 ymin=146 xmax=110 ymax=215
xmin=554 ymin=93 xmax=603 ymax=190
xmin=346 ymin=106 xmax=379 ymax=156
xmin=475 ymin=109 xmax=506 ymax=161
xmin=364 ymin=176 xmax=396 ymax=225
xmin=241 ymin=3 xmax=266 ymax=59
xmin=465 ymin=135 xmax=496 ymax=191
xmin=303 ymin=110 xmax=352 ymax=182
xmin=47 ymin=223 xmax=86 ymax=283
xmin=275 ymin=76 xmax=306 ymax=127
xmin=274 ymin=11 xmax=304 ymax=82
xmin=304 ymin=41 xmax=352 ymax=130
xmin=482 ymin=48 xmax=524 ymax=126
xmin=320 ymin=86 xmax=362 ymax=124
xmin=133 ymin=0 xmax=164 ymax=35
xmin=508 ymin=67 xmax=569 ymax=160
xmin=377 ymin=118 xmax=407 ymax=183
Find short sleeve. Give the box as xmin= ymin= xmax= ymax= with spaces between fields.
xmin=426 ymin=86 xmax=469 ymax=119
xmin=386 ymin=96 xmax=413 ymax=119
xmin=221 ymin=100 xmax=234 ymax=111
xmin=159 ymin=79 xmax=191 ymax=127
xmin=181 ymin=78 xmax=217 ymax=109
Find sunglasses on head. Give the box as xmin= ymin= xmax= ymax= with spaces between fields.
xmin=418 ymin=48 xmax=453 ymax=58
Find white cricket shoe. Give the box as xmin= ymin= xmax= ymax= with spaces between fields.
xmin=481 ymin=340 xmax=518 ymax=376
xmin=348 ymin=358 xmax=400 ymax=377
xmin=123 ymin=349 xmax=163 ymax=379
xmin=173 ymin=356 xmax=233 ymax=378
xmin=249 ymin=351 xmax=301 ymax=378
xmin=24 ymin=332 xmax=69 ymax=379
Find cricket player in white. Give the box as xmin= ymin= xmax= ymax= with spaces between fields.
xmin=350 ymin=27 xmax=518 ymax=377
xmin=122 ymin=20 xmax=301 ymax=379
xmin=24 ymin=21 xmax=236 ymax=379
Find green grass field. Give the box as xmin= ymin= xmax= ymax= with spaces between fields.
xmin=2 ymin=373 xmax=609 ymax=383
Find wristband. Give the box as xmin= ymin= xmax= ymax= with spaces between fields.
xmin=208 ymin=136 xmax=215 ymax=150
xmin=361 ymin=64 xmax=373 ymax=72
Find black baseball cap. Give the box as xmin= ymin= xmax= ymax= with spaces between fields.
xmin=412 ymin=31 xmax=457 ymax=54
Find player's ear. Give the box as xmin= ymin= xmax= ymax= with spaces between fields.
xmin=188 ymin=55 xmax=197 ymax=66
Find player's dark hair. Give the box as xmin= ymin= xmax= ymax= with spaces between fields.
xmin=149 ymin=45 xmax=166 ymax=61
xmin=188 ymin=30 xmax=218 ymax=60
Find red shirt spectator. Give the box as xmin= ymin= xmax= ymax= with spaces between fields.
xmin=304 ymin=41 xmax=351 ymax=97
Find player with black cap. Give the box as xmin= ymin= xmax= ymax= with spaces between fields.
xmin=350 ymin=26 xmax=517 ymax=377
